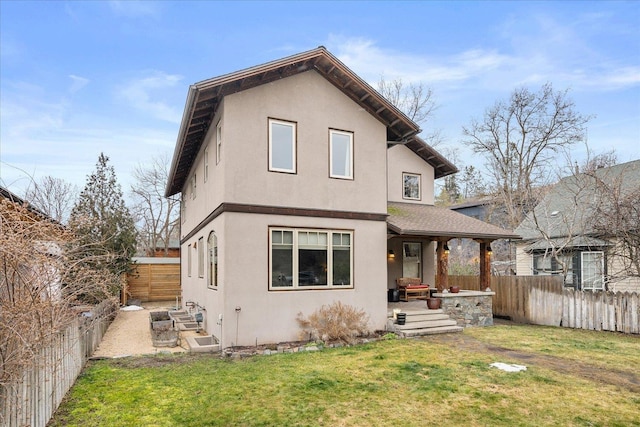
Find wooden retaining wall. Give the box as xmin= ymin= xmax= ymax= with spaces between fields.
xmin=449 ymin=275 xmax=639 ymax=333
xmin=126 ymin=257 xmax=181 ymax=303
xmin=0 ymin=300 xmax=117 ymax=427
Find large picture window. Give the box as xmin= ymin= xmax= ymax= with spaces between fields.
xmin=269 ymin=119 xmax=296 ymax=173
xmin=270 ymin=228 xmax=352 ymax=290
xmin=330 ymin=129 xmax=353 ymax=179
xmin=403 ymin=173 xmax=421 ymax=200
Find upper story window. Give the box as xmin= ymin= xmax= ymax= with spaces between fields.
xmin=190 ymin=174 xmax=197 ymax=200
xmin=329 ymin=129 xmax=353 ymax=179
xmin=403 ymin=173 xmax=421 ymax=200
xmin=216 ymin=120 xmax=222 ymax=165
xmin=204 ymin=146 xmax=209 ymax=182
xmin=269 ymin=118 xmax=296 ymax=173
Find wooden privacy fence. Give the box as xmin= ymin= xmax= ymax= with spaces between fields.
xmin=449 ymin=275 xmax=639 ymax=334
xmin=0 ymin=299 xmax=117 ymax=427
xmin=126 ymin=257 xmax=181 ymax=303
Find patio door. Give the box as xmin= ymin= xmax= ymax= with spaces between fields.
xmin=403 ymin=242 xmax=421 ymax=279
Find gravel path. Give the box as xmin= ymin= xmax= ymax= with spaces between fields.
xmin=93 ymin=303 xmax=191 ymax=358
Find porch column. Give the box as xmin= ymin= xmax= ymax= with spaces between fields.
xmin=480 ymin=241 xmax=492 ymax=291
xmin=436 ymin=240 xmax=449 ymax=292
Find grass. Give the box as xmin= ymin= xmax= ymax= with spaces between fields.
xmin=50 ymin=325 xmax=640 ymax=427
xmin=464 ymin=323 xmax=640 ymax=369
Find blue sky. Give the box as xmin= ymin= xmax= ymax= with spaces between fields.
xmin=1 ymin=1 xmax=638 ymax=198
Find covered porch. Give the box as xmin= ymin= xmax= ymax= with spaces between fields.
xmin=385 ymin=202 xmax=519 ymax=330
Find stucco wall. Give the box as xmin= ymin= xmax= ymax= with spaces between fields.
xmin=387 ymin=144 xmax=435 ymax=204
xmin=180 ymin=70 xmax=388 ymax=237
xmin=180 ymin=212 xmax=388 ymax=347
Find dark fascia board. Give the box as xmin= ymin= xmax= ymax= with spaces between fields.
xmin=165 ymin=46 xmax=422 ymax=197
xmin=405 ymin=136 xmax=458 ymax=179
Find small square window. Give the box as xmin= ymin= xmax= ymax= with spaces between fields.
xmin=403 ymin=173 xmax=421 ymax=200
xmin=330 ymin=129 xmax=353 ymax=179
xmin=269 ymin=119 xmax=296 ymax=173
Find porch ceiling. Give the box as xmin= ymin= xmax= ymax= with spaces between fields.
xmin=387 ymin=202 xmax=520 ymax=241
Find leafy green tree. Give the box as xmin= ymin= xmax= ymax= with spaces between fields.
xmin=68 ymin=153 xmax=137 ymax=301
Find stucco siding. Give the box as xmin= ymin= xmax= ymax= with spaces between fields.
xmin=181 ymin=211 xmax=388 ymax=348
xmin=222 ymin=70 xmax=388 ymax=214
xmin=387 ymin=145 xmax=435 ymax=204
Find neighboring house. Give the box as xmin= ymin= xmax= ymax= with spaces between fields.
xmin=515 ymin=160 xmax=640 ymax=292
xmin=0 ymin=186 xmax=65 ymax=300
xmin=449 ymin=196 xmax=519 ymax=275
xmin=165 ymin=47 xmax=518 ymax=347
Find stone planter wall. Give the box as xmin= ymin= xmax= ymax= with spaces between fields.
xmin=433 ymin=290 xmax=495 ymax=327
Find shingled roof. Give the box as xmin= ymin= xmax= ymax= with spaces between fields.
xmin=387 ymin=202 xmax=520 ymax=241
xmin=166 ymin=46 xmax=456 ymax=197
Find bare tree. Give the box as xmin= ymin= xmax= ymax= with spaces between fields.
xmin=377 ymin=77 xmax=442 ymax=146
xmin=0 ymin=198 xmax=118 ymax=387
xmin=518 ymin=160 xmax=639 ymax=290
xmin=23 ymin=176 xmax=78 ymax=224
xmin=130 ymin=154 xmax=180 ymax=257
xmin=463 ymin=83 xmax=591 ymax=229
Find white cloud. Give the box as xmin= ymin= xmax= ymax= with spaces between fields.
xmin=117 ymin=71 xmax=183 ymax=123
xmin=69 ymin=75 xmax=90 ymax=93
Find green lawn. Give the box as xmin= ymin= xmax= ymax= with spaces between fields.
xmin=51 ymin=325 xmax=640 ymax=427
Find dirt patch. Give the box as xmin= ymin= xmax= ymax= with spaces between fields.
xmin=427 ymin=333 xmax=640 ymax=393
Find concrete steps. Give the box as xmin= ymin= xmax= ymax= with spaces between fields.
xmin=388 ymin=308 xmax=463 ymax=336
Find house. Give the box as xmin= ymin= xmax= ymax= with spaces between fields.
xmin=165 ymin=47 xmax=518 ymax=347
xmin=515 ymin=160 xmax=640 ymax=292
xmin=0 ymin=186 xmax=65 ymax=300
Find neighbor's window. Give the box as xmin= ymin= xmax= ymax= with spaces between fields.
xmin=204 ymin=146 xmax=209 ymax=182
xmin=198 ymin=236 xmax=204 ymax=278
xmin=330 ymin=129 xmax=353 ymax=179
xmin=269 ymin=228 xmax=352 ymax=290
xmin=269 ymin=118 xmax=296 ymax=173
xmin=187 ymin=244 xmax=192 ymax=277
xmin=216 ymin=120 xmax=222 ymax=164
xmin=403 ymin=173 xmax=421 ymax=200
xmin=207 ymin=231 xmax=218 ymax=289
xmin=581 ymin=251 xmax=604 ymax=290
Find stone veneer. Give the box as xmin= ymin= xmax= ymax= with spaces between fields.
xmin=432 ymin=290 xmax=495 ymax=327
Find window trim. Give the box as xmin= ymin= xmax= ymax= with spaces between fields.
xmin=207 ymin=231 xmax=218 ymax=289
xmin=269 ymin=227 xmax=353 ymax=291
xmin=581 ymin=251 xmax=605 ymax=291
xmin=198 ymin=236 xmax=204 ymax=278
xmin=204 ymin=146 xmax=209 ymax=183
xmin=216 ymin=120 xmax=222 ymax=165
xmin=402 ymin=172 xmax=421 ymax=201
xmin=329 ymin=129 xmax=354 ymax=180
xmin=187 ymin=244 xmax=192 ymax=277
xmin=268 ymin=118 xmax=297 ymax=173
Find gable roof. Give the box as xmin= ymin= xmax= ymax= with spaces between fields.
xmin=166 ymin=46 xmax=456 ymax=197
xmin=387 ymin=202 xmax=520 ymax=241
xmin=515 ymin=159 xmax=640 ymax=243
xmin=0 ymin=185 xmax=56 ymax=223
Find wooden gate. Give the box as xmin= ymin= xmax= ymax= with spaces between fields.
xmin=126 ymin=257 xmax=180 ymax=302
